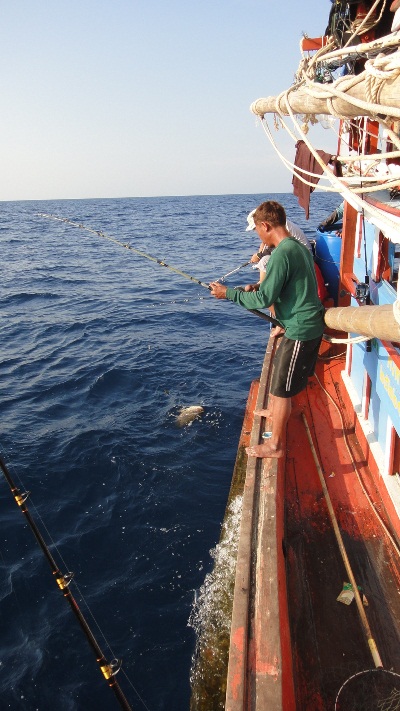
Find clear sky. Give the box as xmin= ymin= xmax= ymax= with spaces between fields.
xmin=1 ymin=1 xmax=337 ymax=201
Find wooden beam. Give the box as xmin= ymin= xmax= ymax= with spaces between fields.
xmin=250 ymin=74 xmax=400 ymax=120
xmin=324 ymin=304 xmax=400 ymax=342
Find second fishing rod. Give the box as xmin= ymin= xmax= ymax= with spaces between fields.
xmin=38 ymin=213 xmax=280 ymax=328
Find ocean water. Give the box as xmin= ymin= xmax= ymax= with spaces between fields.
xmin=0 ymin=192 xmax=338 ymax=711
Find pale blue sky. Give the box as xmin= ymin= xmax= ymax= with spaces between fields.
xmin=1 ymin=1 xmax=336 ymax=200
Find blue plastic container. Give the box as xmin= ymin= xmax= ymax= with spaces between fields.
xmin=315 ymin=228 xmax=343 ymax=304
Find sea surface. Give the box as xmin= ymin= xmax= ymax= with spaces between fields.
xmin=0 ymin=192 xmax=338 ymax=711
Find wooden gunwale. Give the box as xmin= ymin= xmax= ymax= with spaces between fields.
xmin=225 ymin=336 xmax=284 ymax=710
xmin=225 ymin=337 xmax=400 ymax=710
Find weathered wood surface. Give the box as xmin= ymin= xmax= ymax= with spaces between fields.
xmin=225 ymin=339 xmax=282 ymax=711
xmin=324 ymin=303 xmax=400 ymax=342
xmin=250 ymin=74 xmax=400 ymax=119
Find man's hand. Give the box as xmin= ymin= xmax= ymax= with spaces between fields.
xmin=209 ymin=281 xmax=228 ymax=299
xmin=244 ymin=283 xmax=259 ymax=292
xmin=271 ymin=325 xmax=285 ymax=338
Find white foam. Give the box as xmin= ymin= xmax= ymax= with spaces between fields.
xmin=188 ymin=494 xmax=243 ymax=690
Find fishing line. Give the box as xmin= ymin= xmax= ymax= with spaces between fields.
xmin=38 ymin=213 xmax=280 ymax=327
xmin=38 ymin=213 xmax=211 ymax=289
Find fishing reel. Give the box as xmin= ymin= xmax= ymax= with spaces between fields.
xmin=340 ymin=281 xmax=369 ymax=303
xmin=355 ymin=282 xmax=369 ymax=303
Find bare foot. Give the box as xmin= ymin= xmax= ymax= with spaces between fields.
xmin=254 ymin=409 xmax=272 ymax=418
xmin=246 ymin=443 xmax=284 ymax=459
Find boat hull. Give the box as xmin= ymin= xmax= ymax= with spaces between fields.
xmin=225 ymin=337 xmax=400 ymax=710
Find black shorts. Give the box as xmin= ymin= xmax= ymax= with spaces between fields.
xmin=270 ymin=335 xmax=322 ymax=398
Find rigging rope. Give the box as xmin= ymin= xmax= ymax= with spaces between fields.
xmin=302 ymin=30 xmax=400 ymax=79
xmin=253 ymin=25 xmax=400 ymax=243
xmin=259 ymin=108 xmax=400 ymax=243
xmin=260 ymin=107 xmax=400 ymax=191
xmin=343 ymin=0 xmax=388 ymax=49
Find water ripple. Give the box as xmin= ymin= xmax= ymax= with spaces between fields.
xmin=0 ymin=193 xmax=338 ymax=710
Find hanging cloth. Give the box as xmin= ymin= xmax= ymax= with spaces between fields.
xmin=292 ymin=140 xmax=341 ymax=219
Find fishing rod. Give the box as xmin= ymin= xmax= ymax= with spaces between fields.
xmin=0 ymin=455 xmax=134 ymax=711
xmin=301 ymin=416 xmax=383 ymax=670
xmin=218 ymin=260 xmax=251 ymax=282
xmin=38 ymin=213 xmax=280 ymax=327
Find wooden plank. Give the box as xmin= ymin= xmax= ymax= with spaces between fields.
xmin=225 ymin=338 xmax=278 ymax=710
xmin=250 ymin=75 xmax=400 ymax=120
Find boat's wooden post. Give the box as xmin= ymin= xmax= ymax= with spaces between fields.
xmin=250 ymin=74 xmax=400 ymax=120
xmin=324 ymin=303 xmax=400 ymax=341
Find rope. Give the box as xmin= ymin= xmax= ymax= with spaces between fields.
xmin=259 ymin=115 xmax=400 ymax=189
xmin=335 ymin=668 xmax=400 ymax=710
xmin=309 ymin=29 xmax=400 ymax=69
xmin=365 ymin=50 xmax=400 ymax=79
xmin=303 ymin=16 xmax=398 ymax=80
xmin=322 ymin=333 xmax=370 ymax=344
xmin=302 ymin=68 xmax=400 ymax=120
xmin=262 ymin=103 xmax=394 ymax=184
xmin=256 ymin=12 xmax=400 ymax=237
xmin=343 ymin=0 xmax=387 ymax=49
xmin=259 ymin=112 xmax=400 ymax=243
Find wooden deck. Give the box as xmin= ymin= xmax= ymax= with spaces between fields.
xmin=226 ymin=338 xmax=400 ymax=710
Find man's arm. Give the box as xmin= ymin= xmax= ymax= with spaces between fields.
xmin=226 ymin=252 xmax=288 ymax=310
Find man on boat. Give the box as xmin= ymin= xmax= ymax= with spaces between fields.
xmin=246 ymin=207 xmax=313 ymax=253
xmin=246 ymin=208 xmax=329 ymax=302
xmin=317 ymin=201 xmax=344 ymax=233
xmin=210 ymin=200 xmax=325 ymax=459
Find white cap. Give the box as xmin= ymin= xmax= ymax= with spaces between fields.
xmin=245 ymin=209 xmax=256 ymax=231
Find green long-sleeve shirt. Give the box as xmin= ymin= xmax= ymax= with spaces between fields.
xmin=226 ymin=237 xmax=325 ymax=341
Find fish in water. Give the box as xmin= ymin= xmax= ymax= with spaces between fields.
xmin=175 ymin=405 xmax=204 ymax=427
